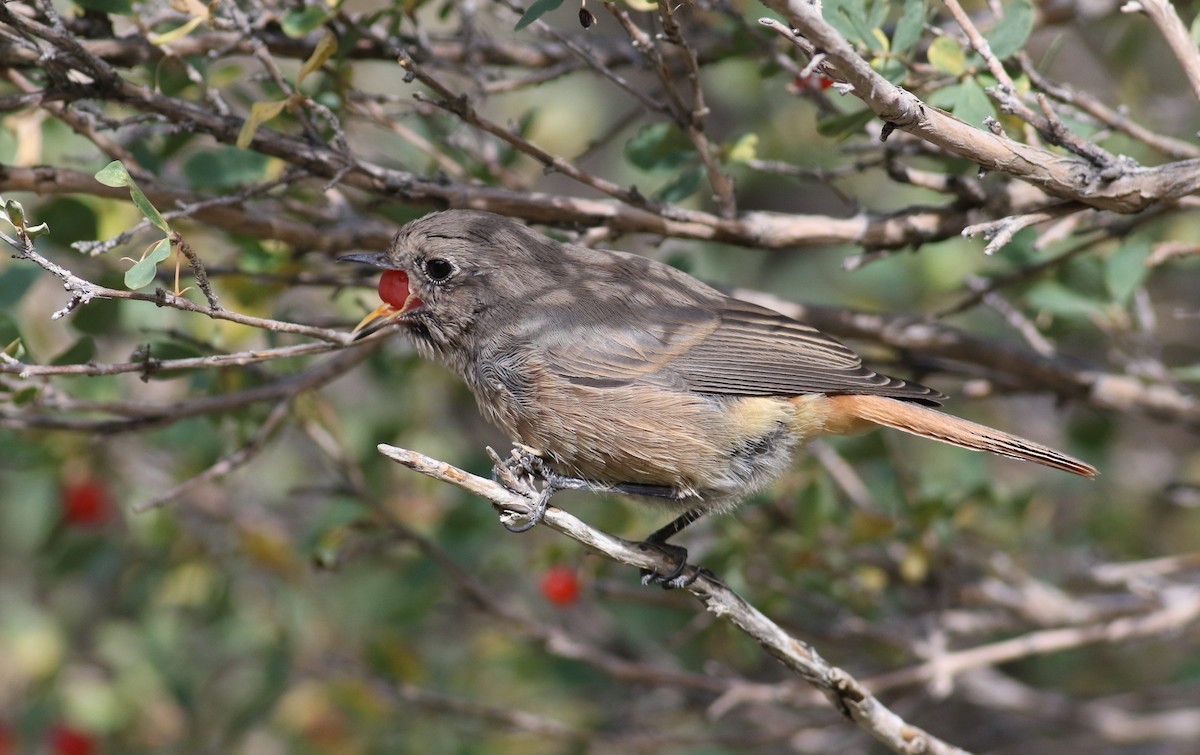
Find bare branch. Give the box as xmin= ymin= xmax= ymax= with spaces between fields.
xmin=376 ymin=443 xmax=971 ymax=755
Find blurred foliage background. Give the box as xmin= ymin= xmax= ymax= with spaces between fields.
xmin=1 ymin=0 xmax=1198 ymax=752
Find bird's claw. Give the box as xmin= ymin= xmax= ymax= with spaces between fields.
xmin=638 ymin=540 xmax=706 ymax=589
xmin=490 ymin=444 xmax=557 ymax=533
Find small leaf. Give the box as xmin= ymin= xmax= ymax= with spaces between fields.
xmin=986 ymin=0 xmax=1033 ymax=60
xmin=148 ymin=14 xmax=206 ymax=46
xmin=726 ymin=133 xmax=758 ymax=164
xmin=124 ymin=237 xmax=172 ymax=290
xmin=625 ymin=123 xmax=695 ymax=171
xmin=94 ymin=160 xmax=133 ymax=188
xmin=892 ymin=0 xmax=926 ymax=54
xmin=128 ymin=183 xmax=170 ymax=234
xmin=871 ymin=27 xmax=890 ymax=53
xmin=236 ymin=100 xmax=288 ymax=149
xmin=953 ymin=76 xmax=996 ymax=128
xmin=514 ymin=0 xmax=564 ymax=30
xmin=928 ymin=35 xmax=966 ymax=75
xmin=299 ymin=29 xmax=338 ymax=84
xmin=282 ymin=5 xmax=333 ymax=37
xmin=94 ymin=161 xmax=170 ymax=233
xmin=1105 ymin=240 xmax=1151 ymax=304
xmin=656 ymin=165 xmax=704 ymax=203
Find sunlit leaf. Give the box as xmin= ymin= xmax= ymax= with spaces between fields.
xmin=124 ymin=237 xmax=172 ymax=290
xmin=236 ymin=100 xmax=288 ymax=149
xmin=299 ymin=29 xmax=338 ymax=84
xmin=928 ymin=35 xmax=966 ymax=75
xmin=148 ymin=14 xmax=206 ymax=46
xmin=726 ymin=133 xmax=758 ymax=164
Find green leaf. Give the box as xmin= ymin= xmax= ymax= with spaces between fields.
xmin=1173 ymin=364 xmax=1200 ymax=382
xmin=94 ymin=161 xmax=170 ymax=233
xmin=124 ymin=237 xmax=173 ymax=290
xmin=816 ymin=109 xmax=876 ymax=140
xmin=50 ymin=336 xmax=97 ymax=366
xmin=656 ymin=165 xmax=704 ymax=203
xmin=625 ymin=123 xmax=695 ymax=171
xmin=892 ymin=0 xmax=926 ymax=54
xmin=1105 ymin=240 xmax=1151 ymax=304
xmin=282 ymin=6 xmax=333 ymax=37
xmin=954 ymin=76 xmax=996 ymax=128
xmin=928 ymin=35 xmax=966 ymax=75
xmin=93 ymin=160 xmax=133 ymax=188
xmin=986 ymin=0 xmax=1033 ymax=60
xmin=824 ymin=0 xmax=878 ymax=49
xmin=514 ymin=0 xmax=564 ymax=30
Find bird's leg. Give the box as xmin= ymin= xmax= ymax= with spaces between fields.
xmin=639 ymin=507 xmax=709 ymax=589
xmin=489 ymin=445 xmax=553 ymax=532
xmin=489 ymin=446 xmax=709 ymax=588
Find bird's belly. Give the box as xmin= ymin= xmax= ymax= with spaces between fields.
xmin=502 ymin=387 xmax=810 ymax=509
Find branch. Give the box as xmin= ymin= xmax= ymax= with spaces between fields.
xmin=375 ymin=443 xmax=970 ymax=755
xmin=759 ymin=1 xmax=1200 ymax=213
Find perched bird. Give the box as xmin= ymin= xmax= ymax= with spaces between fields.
xmin=345 ymin=210 xmax=1096 ymax=585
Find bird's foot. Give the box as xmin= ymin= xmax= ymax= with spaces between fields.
xmin=488 ymin=445 xmax=596 ymax=533
xmin=637 ymin=539 xmax=708 ymax=589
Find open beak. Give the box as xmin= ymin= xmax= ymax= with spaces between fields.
xmin=342 ymin=256 xmax=424 ymax=337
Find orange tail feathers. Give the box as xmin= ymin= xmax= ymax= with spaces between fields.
xmin=825 ymin=394 xmax=1098 ymax=479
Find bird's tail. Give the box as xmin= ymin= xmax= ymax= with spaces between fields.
xmin=826 ymin=394 xmax=1098 ymax=478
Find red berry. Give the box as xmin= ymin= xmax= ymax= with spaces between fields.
xmin=378 ymin=270 xmax=412 ymax=309
xmin=540 ymin=566 xmax=581 ymax=606
xmin=49 ymin=725 xmax=95 ymax=755
xmin=61 ymin=480 xmax=110 ymax=527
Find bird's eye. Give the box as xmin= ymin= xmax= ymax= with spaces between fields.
xmin=424 ymin=257 xmax=453 ymax=282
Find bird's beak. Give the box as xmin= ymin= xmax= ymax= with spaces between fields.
xmin=352 ymin=302 xmax=401 ymax=337
xmin=341 ymin=251 xmax=406 ymax=337
xmin=338 ymin=251 xmax=392 ymax=268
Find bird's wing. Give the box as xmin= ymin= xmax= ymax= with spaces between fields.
xmin=541 ymin=297 xmax=945 ymax=404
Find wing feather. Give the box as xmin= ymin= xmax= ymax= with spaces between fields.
xmin=542 ymin=296 xmax=944 ymax=404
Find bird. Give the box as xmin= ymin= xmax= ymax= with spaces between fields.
xmin=344 ymin=210 xmax=1096 ymax=586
